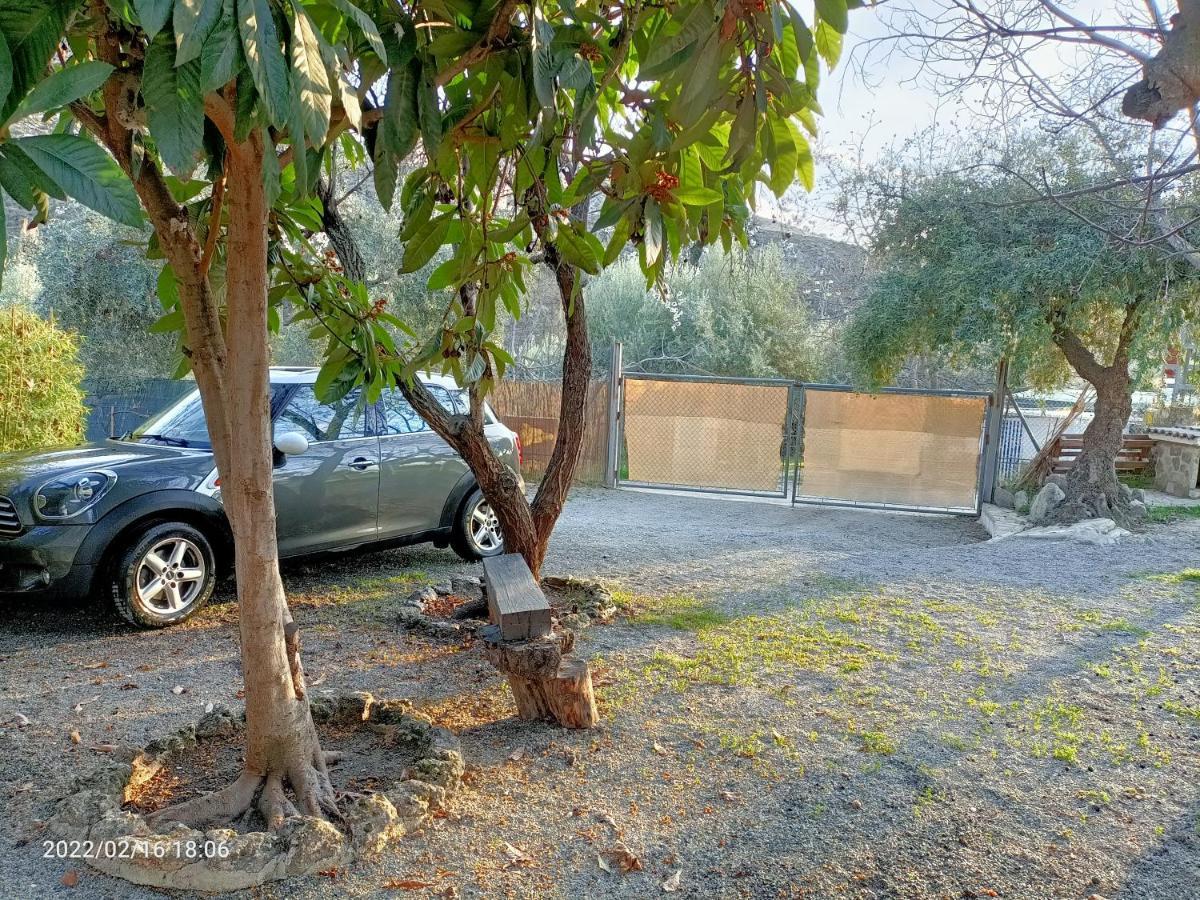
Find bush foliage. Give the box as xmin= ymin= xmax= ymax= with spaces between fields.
xmin=0 ymin=306 xmax=86 ymax=452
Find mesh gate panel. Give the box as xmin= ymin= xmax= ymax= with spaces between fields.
xmin=797 ymin=390 xmax=987 ymax=511
xmin=622 ymin=377 xmax=791 ymax=494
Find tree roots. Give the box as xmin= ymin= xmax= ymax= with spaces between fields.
xmin=146 ymin=748 xmax=344 ymax=832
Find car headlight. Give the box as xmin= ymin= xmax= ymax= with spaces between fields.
xmin=34 ymin=471 xmax=116 ymax=519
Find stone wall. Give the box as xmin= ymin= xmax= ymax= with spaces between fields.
xmin=1152 ymin=440 xmax=1200 ymax=498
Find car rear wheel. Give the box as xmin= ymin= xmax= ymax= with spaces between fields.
xmin=451 ymin=489 xmax=505 ymax=561
xmin=110 ymin=522 xmax=216 ymax=628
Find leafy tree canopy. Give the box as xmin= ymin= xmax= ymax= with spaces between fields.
xmin=844 ymin=143 xmax=1200 ymax=392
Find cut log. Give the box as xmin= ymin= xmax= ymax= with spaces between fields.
xmin=483 ymin=554 xmax=553 ymax=641
xmin=506 ymin=659 xmax=598 ymax=729
xmin=450 ymin=596 xmax=489 ymax=621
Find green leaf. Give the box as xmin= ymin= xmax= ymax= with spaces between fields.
xmin=238 ymin=0 xmax=291 ymax=127
xmin=788 ymin=6 xmax=814 ymax=62
xmin=814 ymin=0 xmax=848 ymax=35
xmin=555 ymin=220 xmax=601 ymax=274
xmin=0 ymin=1 xmax=76 ymax=122
xmin=200 ymin=0 xmax=242 ymax=91
xmin=530 ymin=15 xmax=556 ymax=110
xmin=400 ymin=211 xmax=451 ymax=273
xmin=174 ymin=0 xmax=222 ymax=66
xmin=289 ymin=2 xmax=332 ymax=143
xmin=15 ymin=133 xmax=144 ymax=227
xmin=372 ymin=139 xmax=398 ymax=209
xmin=328 ymin=0 xmax=386 ymax=63
xmin=134 ymin=0 xmax=175 ymax=37
xmin=149 ymin=309 xmax=185 ymax=333
xmin=795 ymin=129 xmax=814 ymax=191
xmin=0 ymin=142 xmax=64 ymax=203
xmin=156 ymin=263 xmax=179 ymax=309
xmin=382 ymin=61 xmax=418 ymax=157
xmin=604 ymin=213 xmax=632 ymax=266
xmin=640 ymin=0 xmax=715 ymax=79
xmin=143 ymin=36 xmax=205 ymax=176
xmin=417 ymin=66 xmax=441 ymax=157
xmin=643 ymin=199 xmax=663 ymax=267
xmin=0 ymin=31 xmax=12 ymax=113
xmin=768 ymin=115 xmax=796 ymax=198
xmin=814 ymin=19 xmax=843 ymax=68
xmin=673 ymin=184 xmax=723 ymax=206
xmin=9 ymin=61 xmax=113 ymax=121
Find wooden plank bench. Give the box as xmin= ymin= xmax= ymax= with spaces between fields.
xmin=480 ymin=554 xmax=598 ymax=729
xmin=1050 ymin=433 xmax=1153 ymax=475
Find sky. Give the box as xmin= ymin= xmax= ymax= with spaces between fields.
xmin=779 ymin=0 xmax=1129 ymax=240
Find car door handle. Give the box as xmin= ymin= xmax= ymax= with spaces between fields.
xmin=347 ymin=457 xmax=378 ymax=471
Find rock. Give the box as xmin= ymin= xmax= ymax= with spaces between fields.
xmin=1014 ymin=490 xmax=1029 ymax=512
xmin=1129 ymin=500 xmax=1148 ymax=521
xmin=1047 ymin=473 xmax=1069 ymax=490
xmin=70 ymin=761 xmax=133 ymax=798
xmin=1029 ymin=482 xmax=1066 ymax=524
xmin=281 ymin=817 xmax=348 ymax=876
xmin=403 ymin=586 xmax=438 ymax=609
xmin=993 ymin=487 xmax=1016 ymax=509
xmin=1131 ymin=488 xmax=1146 ymax=504
xmin=195 ymin=707 xmax=237 ymax=738
xmin=343 ymin=793 xmax=404 ymax=854
xmin=431 ymin=579 xmax=453 ymax=596
xmin=1013 ymin=518 xmax=1131 ymax=546
xmin=450 ymin=576 xmax=484 ymax=601
xmin=1119 ymin=483 xmax=1132 ymax=500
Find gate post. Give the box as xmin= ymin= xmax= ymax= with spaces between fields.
xmin=604 ymin=341 xmax=623 ymax=488
xmin=978 ymin=358 xmax=1009 ymax=507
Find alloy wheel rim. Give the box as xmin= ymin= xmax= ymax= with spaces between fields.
xmin=469 ymin=499 xmax=503 ymax=552
xmin=136 ymin=537 xmax=206 ymax=613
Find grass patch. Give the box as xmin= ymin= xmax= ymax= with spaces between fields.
xmin=1146 ymin=568 xmax=1200 ymax=585
xmin=1119 ymin=473 xmax=1155 ymax=490
xmin=860 ymin=730 xmax=896 ymax=755
xmin=1146 ymin=505 xmax=1200 ymax=524
xmin=624 ymin=593 xmax=733 ymax=632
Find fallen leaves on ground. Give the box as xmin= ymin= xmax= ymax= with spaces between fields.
xmin=60 ymin=869 xmax=79 ymax=888
xmin=383 ymin=878 xmax=436 ymax=890
xmin=598 ymin=842 xmax=642 ymax=875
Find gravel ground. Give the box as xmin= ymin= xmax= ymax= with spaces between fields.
xmin=1 ymin=486 xmax=1199 ymax=899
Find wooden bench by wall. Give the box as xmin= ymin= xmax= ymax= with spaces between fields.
xmin=1049 ymin=433 xmax=1152 ymax=475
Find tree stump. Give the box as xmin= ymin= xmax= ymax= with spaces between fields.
xmin=480 ymin=624 xmax=598 ymax=729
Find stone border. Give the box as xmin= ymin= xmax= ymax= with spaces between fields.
xmin=47 ymin=694 xmax=463 ymax=892
xmin=397 ymin=574 xmax=618 ymax=635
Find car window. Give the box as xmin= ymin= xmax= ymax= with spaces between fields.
xmin=274 ymin=387 xmax=369 ymax=442
xmin=378 ymin=385 xmax=463 ymax=435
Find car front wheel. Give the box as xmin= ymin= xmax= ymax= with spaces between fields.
xmin=110 ymin=522 xmax=216 ymax=628
xmin=451 ymin=489 xmax=505 ymax=561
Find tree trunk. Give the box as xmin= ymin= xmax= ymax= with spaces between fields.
xmin=1048 ymin=318 xmax=1140 ymax=525
xmin=1122 ymin=0 xmax=1200 ymax=127
xmin=317 ymin=187 xmax=592 ymax=579
xmin=148 ymin=135 xmax=337 ymax=830
xmin=1054 ymin=369 xmax=1134 ymax=523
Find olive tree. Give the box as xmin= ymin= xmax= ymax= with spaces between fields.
xmin=845 ymin=157 xmax=1199 ymax=523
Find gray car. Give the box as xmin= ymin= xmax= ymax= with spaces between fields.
xmin=0 ymin=368 xmax=522 ymax=628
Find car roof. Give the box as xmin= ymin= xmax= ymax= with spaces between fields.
xmin=267 ymin=367 xmax=462 ymax=390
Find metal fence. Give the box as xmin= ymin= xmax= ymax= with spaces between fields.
xmin=612 ymin=367 xmax=995 ymax=514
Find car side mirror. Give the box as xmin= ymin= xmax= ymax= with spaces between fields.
xmin=274 ymin=432 xmax=310 ymax=456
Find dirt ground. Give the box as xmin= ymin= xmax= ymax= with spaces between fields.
xmin=1 ymin=486 xmax=1199 ymax=899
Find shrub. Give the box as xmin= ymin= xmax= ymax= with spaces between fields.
xmin=0 ymin=306 xmax=87 ymax=452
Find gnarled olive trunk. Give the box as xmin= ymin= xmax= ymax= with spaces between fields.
xmin=1047 ymin=309 xmax=1142 ymax=525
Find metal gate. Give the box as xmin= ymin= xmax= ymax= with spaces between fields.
xmin=790 ymin=384 xmax=991 ymax=515
xmin=616 ymin=373 xmax=799 ymax=498
xmin=613 ymin=370 xmax=992 ymax=513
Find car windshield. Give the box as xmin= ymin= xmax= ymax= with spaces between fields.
xmin=128 ymin=386 xmax=285 ymax=449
